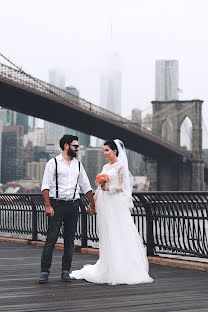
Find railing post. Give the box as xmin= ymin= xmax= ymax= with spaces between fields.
xmin=30 ymin=196 xmax=38 ymax=241
xmin=79 ymin=200 xmax=88 ymax=248
xmin=139 ymin=195 xmax=155 ymax=257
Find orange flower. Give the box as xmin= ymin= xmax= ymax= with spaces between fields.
xmin=95 ymin=174 xmax=110 ymax=185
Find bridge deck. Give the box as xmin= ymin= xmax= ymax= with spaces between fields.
xmin=0 ymin=242 xmax=207 ymax=312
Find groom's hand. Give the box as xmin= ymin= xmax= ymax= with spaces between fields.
xmin=85 ymin=191 xmax=95 ymax=215
xmin=45 ymin=205 xmax=54 ymax=217
xmin=87 ymin=203 xmax=95 ymax=215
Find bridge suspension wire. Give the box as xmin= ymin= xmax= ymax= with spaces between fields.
xmin=0 ymin=53 xmax=94 ymax=116
xmin=0 ymin=54 xmax=148 ymax=137
xmin=202 ymin=117 xmax=208 ymax=137
xmin=144 ymin=103 xmax=195 ymax=124
xmin=181 ymin=119 xmax=192 ymax=141
xmin=125 ymin=104 xmax=176 ymax=124
xmin=0 ymin=52 xmax=141 ymax=127
xmin=202 ymin=118 xmax=208 ymax=148
xmin=120 ymin=103 xmax=195 ymax=125
xmin=0 ymin=52 xmax=81 ymax=106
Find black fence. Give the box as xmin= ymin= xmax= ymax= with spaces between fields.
xmin=0 ymin=192 xmax=207 ymax=258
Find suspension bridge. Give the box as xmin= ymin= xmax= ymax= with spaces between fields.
xmin=0 ymin=55 xmax=207 ymax=190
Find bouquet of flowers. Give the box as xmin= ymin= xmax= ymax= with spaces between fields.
xmin=95 ymin=174 xmax=110 ymax=186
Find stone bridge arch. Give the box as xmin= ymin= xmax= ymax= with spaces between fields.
xmin=148 ymin=100 xmax=204 ymax=191
xmin=180 ymin=116 xmax=192 ymax=151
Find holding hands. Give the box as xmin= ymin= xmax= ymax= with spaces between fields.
xmin=87 ymin=203 xmax=95 ymax=215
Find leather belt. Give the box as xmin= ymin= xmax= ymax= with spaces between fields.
xmin=50 ymin=198 xmax=79 ymax=204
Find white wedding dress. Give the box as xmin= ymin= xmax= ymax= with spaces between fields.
xmin=71 ymin=161 xmax=153 ymax=285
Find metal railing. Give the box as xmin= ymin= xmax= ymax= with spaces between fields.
xmin=0 ymin=192 xmax=207 ymax=258
xmin=0 ymin=62 xmax=193 ymax=159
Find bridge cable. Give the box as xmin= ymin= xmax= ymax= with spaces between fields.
xmin=119 ymin=103 xmax=195 ymax=125
xmin=0 ymin=52 xmax=197 ymax=154
xmin=0 ymin=52 xmax=80 ymax=105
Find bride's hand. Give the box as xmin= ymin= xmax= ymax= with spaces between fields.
xmin=101 ymin=184 xmax=109 ymax=191
xmin=87 ymin=204 xmax=95 ymax=215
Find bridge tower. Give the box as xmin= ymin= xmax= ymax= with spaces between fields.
xmin=149 ymin=99 xmax=204 ymax=191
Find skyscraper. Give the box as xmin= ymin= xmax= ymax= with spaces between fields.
xmin=65 ymin=86 xmax=90 ymax=147
xmin=65 ymin=86 xmax=79 ymax=96
xmin=82 ymin=147 xmax=106 ymax=189
xmin=45 ymin=70 xmax=68 ymax=142
xmin=44 ymin=121 xmax=66 ymax=141
xmin=1 ymin=125 xmax=25 ymax=184
xmin=155 ymin=60 xmax=179 ymax=101
xmin=0 ymin=108 xmax=16 ymax=181
xmin=100 ymin=53 xmax=122 ymax=115
xmin=16 ymin=112 xmax=28 ymax=134
xmin=49 ymin=70 xmax=66 ymax=89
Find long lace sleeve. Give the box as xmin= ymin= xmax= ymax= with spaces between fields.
xmin=109 ymin=165 xmax=124 ymax=193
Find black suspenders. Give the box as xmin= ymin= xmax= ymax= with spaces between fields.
xmin=54 ymin=158 xmax=58 ymax=199
xmin=54 ymin=158 xmax=81 ymax=200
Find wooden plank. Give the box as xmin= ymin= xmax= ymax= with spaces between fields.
xmin=0 ymin=242 xmax=207 ymax=312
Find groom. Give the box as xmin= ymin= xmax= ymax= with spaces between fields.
xmin=39 ymin=134 xmax=95 ymax=283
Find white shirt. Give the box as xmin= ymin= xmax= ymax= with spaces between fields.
xmin=41 ymin=153 xmax=92 ymax=200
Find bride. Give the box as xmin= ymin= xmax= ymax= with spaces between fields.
xmin=70 ymin=139 xmax=153 ymax=285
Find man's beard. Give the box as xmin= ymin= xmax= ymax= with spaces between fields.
xmin=67 ymin=148 xmax=77 ymax=158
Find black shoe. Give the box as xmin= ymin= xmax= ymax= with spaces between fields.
xmin=39 ymin=272 xmax=49 ymax=283
xmin=61 ymin=271 xmax=72 ymax=282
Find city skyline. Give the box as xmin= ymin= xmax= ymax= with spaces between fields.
xmin=0 ymin=0 xmax=208 ymax=121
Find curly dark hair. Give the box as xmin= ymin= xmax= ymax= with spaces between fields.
xmin=59 ymin=135 xmax=78 ymax=151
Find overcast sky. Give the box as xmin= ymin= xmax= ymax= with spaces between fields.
xmin=0 ymin=0 xmax=208 ymax=145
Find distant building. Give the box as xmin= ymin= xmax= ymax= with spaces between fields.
xmin=26 ymin=159 xmax=47 ymax=184
xmin=16 ymin=112 xmax=28 ymax=134
xmin=142 ymin=113 xmax=152 ymax=131
xmin=78 ymin=133 xmax=90 ymax=148
xmin=24 ymin=128 xmax=46 ymax=147
xmin=0 ymin=108 xmax=16 ymax=180
xmin=1 ymin=125 xmax=25 ymax=184
xmin=100 ymin=53 xmax=122 ymax=115
xmin=66 ymin=86 xmax=79 ymax=97
xmin=155 ymin=60 xmax=179 ymax=101
xmin=65 ymin=86 xmax=91 ymax=147
xmin=97 ymin=53 xmax=122 ymax=147
xmin=49 ymin=69 xmax=66 ymax=89
xmin=126 ymin=108 xmax=145 ymax=176
xmin=82 ymin=147 xmax=106 ymax=189
xmin=132 ymin=108 xmax=141 ymax=123
xmin=0 ymin=108 xmax=16 ymax=128
xmin=45 ymin=79 xmax=90 ymax=148
xmin=131 ymin=108 xmax=142 ymax=130
xmin=34 ymin=146 xmax=49 ymax=162
xmin=24 ymin=141 xmax=34 ymax=166
xmin=128 ymin=151 xmax=146 ymax=177
xmin=47 ymin=70 xmax=68 ymax=142
xmin=46 ymin=139 xmax=61 ymax=159
xmin=44 ymin=121 xmax=65 ymax=141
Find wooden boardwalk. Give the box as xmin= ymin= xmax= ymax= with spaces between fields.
xmin=0 ymin=242 xmax=207 ymax=312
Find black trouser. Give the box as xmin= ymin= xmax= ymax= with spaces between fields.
xmin=41 ymin=199 xmax=79 ymax=273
